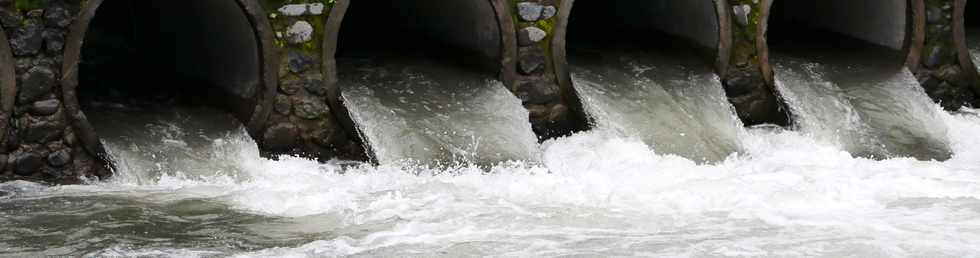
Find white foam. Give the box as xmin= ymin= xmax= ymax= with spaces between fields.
xmin=6 ymin=108 xmax=980 ymax=256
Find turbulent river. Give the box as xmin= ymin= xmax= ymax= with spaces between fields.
xmin=2 ymin=100 xmax=980 ymax=256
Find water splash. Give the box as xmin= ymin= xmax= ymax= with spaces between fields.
xmin=772 ymin=53 xmax=952 ymax=160
xmin=339 ymin=56 xmax=540 ymax=166
xmin=569 ymin=47 xmax=744 ymax=163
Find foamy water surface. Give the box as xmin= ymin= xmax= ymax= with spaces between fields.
xmin=1 ymin=107 xmax=980 ymax=257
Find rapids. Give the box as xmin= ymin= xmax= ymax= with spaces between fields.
xmin=1 ymin=101 xmax=980 ymax=256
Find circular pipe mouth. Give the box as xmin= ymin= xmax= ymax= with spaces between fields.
xmin=61 ymin=0 xmax=277 ymax=164
xmin=553 ymin=0 xmax=731 ymax=83
xmin=0 ymin=26 xmax=15 ymax=147
xmin=321 ymin=0 xmax=516 ymax=157
xmin=959 ymin=0 xmax=980 ymax=84
xmin=762 ymin=0 xmax=922 ymax=69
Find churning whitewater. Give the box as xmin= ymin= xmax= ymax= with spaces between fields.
xmin=2 ymin=97 xmax=980 ymax=256
xmin=569 ymin=45 xmax=744 ymax=163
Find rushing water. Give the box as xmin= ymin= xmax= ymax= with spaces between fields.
xmin=569 ymin=45 xmax=743 ymax=163
xmin=771 ymin=45 xmax=952 ymax=160
xmin=2 ymin=97 xmax=980 ymax=256
xmin=338 ymin=55 xmax=539 ymax=166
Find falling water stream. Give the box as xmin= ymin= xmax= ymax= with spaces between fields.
xmin=338 ymin=55 xmax=540 ymax=166
xmin=771 ymin=43 xmax=953 ymax=160
xmin=569 ymin=42 xmax=744 ymax=163
xmin=2 ymin=50 xmax=980 ymax=257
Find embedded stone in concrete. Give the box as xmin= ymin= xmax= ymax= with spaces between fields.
xmin=733 ymin=4 xmax=751 ymax=26
xmin=18 ymin=66 xmax=56 ymax=104
xmin=541 ymin=6 xmax=557 ymax=19
xmin=0 ymin=8 xmax=21 ymax=28
xmin=288 ymin=51 xmax=315 ymax=74
xmin=10 ymin=20 xmax=43 ymax=56
xmin=24 ymin=122 xmax=62 ymax=143
xmin=278 ymin=3 xmax=325 ymax=16
xmin=518 ymin=47 xmax=546 ymax=75
xmin=42 ymin=28 xmax=64 ymax=54
xmin=518 ymin=27 xmax=547 ymax=46
xmin=14 ymin=153 xmax=43 ymax=176
xmin=263 ymin=123 xmax=299 ymax=150
xmin=43 ymin=4 xmax=72 ymax=28
xmin=286 ymin=21 xmax=313 ymax=44
xmin=302 ymin=76 xmax=327 ymax=96
xmin=47 ymin=149 xmax=72 ymax=167
xmin=278 ymin=4 xmax=308 ymax=16
xmin=295 ymin=99 xmax=328 ymax=120
xmin=274 ymin=95 xmax=292 ymax=115
xmin=517 ymin=2 xmax=543 ymax=22
xmin=30 ymin=99 xmax=60 ymax=116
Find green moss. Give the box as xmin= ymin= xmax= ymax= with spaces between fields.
xmin=15 ymin=0 xmax=48 ymax=12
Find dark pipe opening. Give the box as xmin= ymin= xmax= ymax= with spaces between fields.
xmin=968 ymin=2 xmax=980 ymax=48
xmin=768 ymin=0 xmax=909 ymax=66
xmin=78 ymin=0 xmax=262 ymax=123
xmin=337 ymin=0 xmax=503 ymax=77
xmin=566 ymin=0 xmax=720 ymax=68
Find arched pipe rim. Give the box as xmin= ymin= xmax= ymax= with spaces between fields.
xmin=0 ymin=26 xmax=15 ymax=146
xmin=552 ymin=0 xmax=734 ymax=104
xmin=954 ymin=0 xmax=979 ymax=84
xmin=758 ymin=0 xmax=927 ymax=79
xmin=321 ymin=0 xmax=518 ymax=152
xmin=61 ymin=0 xmax=278 ymax=161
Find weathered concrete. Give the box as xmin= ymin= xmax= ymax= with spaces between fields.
xmin=955 ymin=0 xmax=980 ymax=104
xmin=724 ymin=0 xmax=792 ymax=126
xmin=510 ymin=0 xmax=588 ymax=139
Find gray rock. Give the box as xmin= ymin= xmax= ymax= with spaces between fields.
xmin=274 ymin=95 xmax=292 ymax=115
xmin=541 ymin=6 xmax=557 ymax=19
xmin=0 ymin=154 xmax=6 ymax=171
xmin=518 ymin=27 xmax=547 ymax=46
xmin=302 ymin=76 xmax=327 ymax=96
xmin=0 ymin=8 xmax=22 ymax=28
xmin=42 ymin=28 xmax=65 ymax=54
xmin=295 ymin=99 xmax=328 ymax=119
xmin=10 ymin=19 xmax=43 ymax=56
xmin=18 ymin=65 xmax=56 ymax=104
xmin=47 ymin=149 xmax=71 ymax=167
xmin=923 ymin=45 xmax=946 ymax=68
xmin=517 ymin=2 xmax=543 ymax=22
xmin=24 ymin=122 xmax=62 ymax=143
xmin=44 ymin=4 xmax=72 ymax=28
xmin=926 ymin=5 xmax=943 ymax=24
xmin=279 ymin=78 xmax=303 ymax=95
xmin=286 ymin=21 xmax=313 ymax=44
xmin=14 ymin=153 xmax=43 ymax=176
xmin=30 ymin=99 xmax=60 ymax=116
xmin=516 ymin=81 xmax=559 ymax=104
xmin=518 ymin=47 xmax=546 ymax=75
xmin=24 ymin=9 xmax=41 ymax=18
xmin=263 ymin=123 xmax=298 ymax=150
xmin=287 ymin=51 xmax=315 ymax=74
xmin=733 ymin=4 xmax=751 ymax=26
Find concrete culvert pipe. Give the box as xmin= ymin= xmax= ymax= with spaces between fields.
xmin=963 ymin=0 xmax=980 ymax=98
xmin=326 ymin=0 xmax=542 ymax=164
xmin=553 ymin=0 xmax=752 ymax=163
xmin=765 ymin=0 xmax=954 ymax=161
xmin=62 ymin=0 xmax=277 ymax=166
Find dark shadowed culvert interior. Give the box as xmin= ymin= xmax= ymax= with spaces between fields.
xmin=333 ymin=0 xmax=540 ymax=165
xmin=967 ymin=1 xmax=980 ymax=83
xmin=562 ymin=0 xmax=745 ymax=163
xmin=767 ymin=0 xmax=953 ymax=161
xmin=75 ymin=0 xmax=268 ymax=167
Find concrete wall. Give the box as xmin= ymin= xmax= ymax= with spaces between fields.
xmin=771 ymin=0 xmax=907 ymax=50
